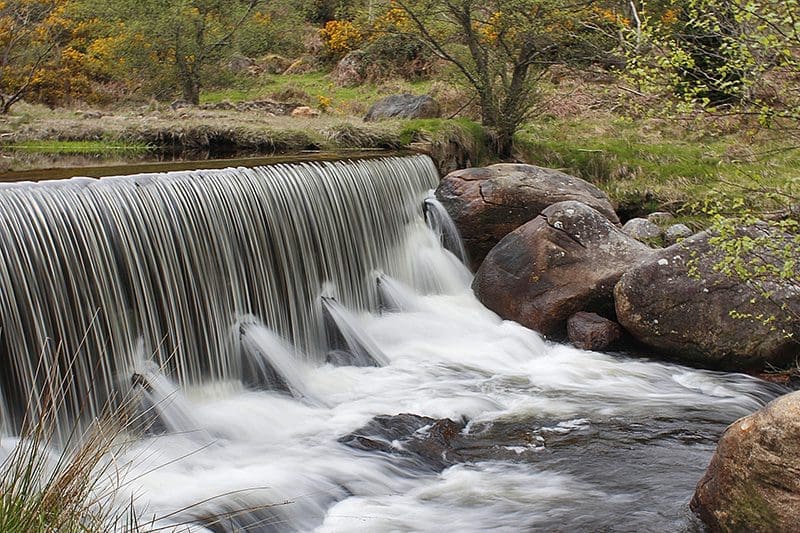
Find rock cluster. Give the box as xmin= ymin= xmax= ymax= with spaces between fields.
xmin=433 ymin=161 xmax=799 ymax=533
xmin=435 ymin=164 xmax=619 ymax=270
xmin=435 ymin=162 xmax=798 ymax=369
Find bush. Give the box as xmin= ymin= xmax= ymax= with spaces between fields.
xmin=360 ymin=34 xmax=434 ymax=82
xmin=320 ymin=19 xmax=364 ymax=59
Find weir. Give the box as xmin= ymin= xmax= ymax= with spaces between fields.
xmin=0 ymin=153 xmax=784 ymax=531
xmin=0 ymin=155 xmax=438 ymax=431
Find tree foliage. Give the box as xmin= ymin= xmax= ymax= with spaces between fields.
xmin=80 ymin=0 xmax=262 ymax=104
xmin=0 ymin=0 xmax=70 ymax=113
xmin=393 ymin=0 xmax=622 ymax=157
xmin=625 ymin=0 xmax=800 ymax=117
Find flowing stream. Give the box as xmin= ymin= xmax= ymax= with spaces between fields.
xmin=0 ymin=155 xmax=784 ymax=531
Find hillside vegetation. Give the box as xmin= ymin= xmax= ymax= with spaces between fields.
xmin=0 ymin=0 xmax=796 ymax=221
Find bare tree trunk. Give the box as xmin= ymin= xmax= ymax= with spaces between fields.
xmin=181 ymin=76 xmax=200 ymax=105
xmin=494 ymin=124 xmax=515 ymax=160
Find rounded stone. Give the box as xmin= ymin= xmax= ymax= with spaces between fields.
xmin=472 ymin=200 xmax=651 ymax=337
xmin=691 ymin=391 xmax=800 ymax=532
xmin=664 ymin=223 xmax=693 ymax=245
xmin=622 ymin=217 xmax=663 ymax=246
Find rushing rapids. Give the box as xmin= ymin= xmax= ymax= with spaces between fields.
xmin=0 ymin=155 xmax=787 ymax=531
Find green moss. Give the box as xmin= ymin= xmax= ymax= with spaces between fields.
xmin=724 ymin=482 xmax=779 ymax=532
xmin=398 ymin=117 xmax=491 ymax=168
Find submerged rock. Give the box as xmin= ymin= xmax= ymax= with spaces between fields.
xmin=691 ymin=391 xmax=800 ymax=532
xmin=472 ymin=201 xmax=652 ymax=337
xmin=339 ymin=414 xmax=587 ymax=472
xmin=435 ymin=164 xmax=619 ymax=270
xmin=615 ymin=230 xmax=800 ymax=370
xmin=339 ymin=413 xmax=465 ymax=471
xmin=567 ymin=312 xmax=623 ymax=351
xmin=363 ymin=93 xmax=440 ymax=121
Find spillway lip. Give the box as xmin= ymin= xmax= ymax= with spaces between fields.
xmin=0 ymin=149 xmax=417 ymax=183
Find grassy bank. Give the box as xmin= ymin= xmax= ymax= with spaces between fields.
xmin=201 ymin=72 xmax=436 ymax=117
xmin=2 ymin=78 xmax=798 ymax=223
xmin=516 ymin=113 xmax=800 ymax=222
xmin=0 ymin=101 xmax=492 ymax=175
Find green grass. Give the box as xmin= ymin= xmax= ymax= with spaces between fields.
xmin=0 ymin=403 xmax=134 ymax=533
xmin=515 ymin=115 xmax=800 ymax=218
xmin=202 ymin=72 xmax=434 ymax=116
xmin=3 ymin=140 xmax=150 ymax=155
xmin=398 ymin=117 xmax=481 ymax=142
xmin=399 ymin=117 xmax=486 ymax=147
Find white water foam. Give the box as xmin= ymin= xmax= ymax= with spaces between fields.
xmin=105 ymin=221 xmax=779 ymax=532
xmin=0 ymin=157 xmax=784 ymax=532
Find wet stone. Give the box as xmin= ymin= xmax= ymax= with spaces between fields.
xmin=567 ymin=312 xmax=623 ymax=351
xmin=339 ymin=413 xmax=466 ymax=471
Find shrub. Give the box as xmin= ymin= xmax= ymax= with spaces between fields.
xmin=320 ymin=19 xmax=363 ymax=58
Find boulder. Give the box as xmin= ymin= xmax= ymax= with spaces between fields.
xmin=339 ymin=413 xmax=465 ymax=471
xmin=691 ymin=391 xmax=800 ymax=532
xmin=436 ymin=164 xmax=620 ymax=270
xmin=290 ymin=106 xmax=320 ymax=118
xmin=614 ymin=230 xmax=800 ymax=370
xmin=472 ymin=201 xmax=653 ymax=337
xmin=260 ymin=54 xmax=292 ymax=75
xmin=622 ymin=217 xmax=663 ymax=246
xmin=227 ymin=55 xmax=257 ymax=74
xmin=331 ymin=50 xmax=366 ymax=87
xmin=567 ymin=312 xmax=623 ymax=351
xmin=646 ymin=211 xmax=675 ymax=225
xmin=363 ymin=93 xmax=440 ymax=122
xmin=283 ymin=57 xmax=315 ymax=75
xmin=664 ymin=223 xmax=693 ymax=245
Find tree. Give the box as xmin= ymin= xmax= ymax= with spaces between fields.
xmin=624 ymin=0 xmax=800 ymax=115
xmin=87 ymin=0 xmax=262 ymax=104
xmin=0 ymin=0 xmax=69 ymax=113
xmin=393 ymin=0 xmax=622 ymax=157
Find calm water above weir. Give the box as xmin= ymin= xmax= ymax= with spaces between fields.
xmin=0 ymin=155 xmax=784 ymax=531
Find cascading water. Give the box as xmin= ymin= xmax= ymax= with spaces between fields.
xmin=0 ymin=154 xmax=787 ymax=532
xmin=423 ymin=192 xmax=468 ymax=264
xmin=0 ymin=155 xmax=436 ymax=432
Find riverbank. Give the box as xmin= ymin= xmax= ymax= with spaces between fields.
xmin=2 ymin=98 xmax=798 ymax=224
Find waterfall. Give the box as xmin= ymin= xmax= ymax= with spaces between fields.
xmin=423 ymin=192 xmax=468 ymax=264
xmin=0 ymin=155 xmax=439 ymax=432
xmin=0 ymin=153 xmax=786 ymax=532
